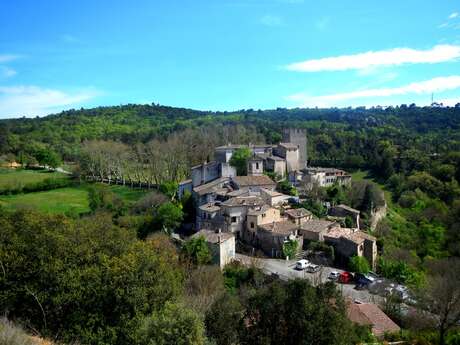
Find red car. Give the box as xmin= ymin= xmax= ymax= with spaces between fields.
xmin=339 ymin=271 xmax=353 ymax=284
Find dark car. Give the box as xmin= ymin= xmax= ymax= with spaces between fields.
xmin=354 ymin=283 xmax=367 ymax=290
xmin=355 ymin=273 xmax=373 ymax=286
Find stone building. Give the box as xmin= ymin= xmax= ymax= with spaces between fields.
xmin=329 ymin=204 xmax=361 ymax=229
xmin=299 ymin=219 xmax=338 ymax=241
xmin=247 ymin=155 xmax=264 ymax=176
xmin=256 ymin=220 xmax=303 ymax=258
xmin=290 ymin=167 xmax=351 ymax=190
xmin=192 ymin=229 xmax=235 ymax=269
xmin=284 ymin=208 xmax=313 ymax=225
xmin=283 ymin=128 xmax=307 ymax=169
xmin=323 ymin=227 xmax=377 ymax=270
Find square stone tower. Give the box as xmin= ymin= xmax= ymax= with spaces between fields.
xmin=283 ymin=128 xmax=307 ymax=168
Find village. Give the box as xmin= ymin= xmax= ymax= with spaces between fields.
xmin=176 ymin=128 xmax=401 ymax=339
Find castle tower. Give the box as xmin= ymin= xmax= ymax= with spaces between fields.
xmin=283 ymin=128 xmax=307 ymax=168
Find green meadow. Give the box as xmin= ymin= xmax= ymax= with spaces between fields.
xmin=0 ymin=169 xmax=149 ymax=214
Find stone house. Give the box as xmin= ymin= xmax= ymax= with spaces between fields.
xmin=299 ymin=219 xmax=338 ymax=242
xmin=323 ymin=227 xmax=377 ymax=270
xmin=243 ymin=205 xmax=282 ymax=243
xmin=290 ymin=167 xmax=352 ymax=190
xmin=256 ymin=220 xmax=303 ymax=258
xmin=329 ymin=204 xmax=361 ymax=229
xmin=284 ymin=208 xmax=313 ymax=225
xmin=247 ymin=156 xmax=264 ymax=176
xmin=192 ymin=229 xmax=235 ymax=269
xmin=231 ymin=175 xmax=276 ymax=193
xmin=219 ymin=195 xmax=266 ymax=236
xmin=265 ymin=155 xmax=286 ymax=178
xmin=260 ymin=188 xmax=290 ymax=207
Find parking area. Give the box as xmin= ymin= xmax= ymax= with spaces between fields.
xmin=236 ymin=253 xmax=384 ymax=304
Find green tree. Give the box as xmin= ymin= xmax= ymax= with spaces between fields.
xmin=136 ymin=302 xmax=205 ymax=345
xmin=282 ymin=239 xmax=299 ymax=260
xmin=159 ymin=181 xmax=179 ymax=200
xmin=349 ymin=256 xmax=370 ymax=274
xmin=35 ymin=148 xmax=61 ymax=169
xmin=229 ymin=147 xmax=251 ymax=176
xmin=241 ymin=280 xmax=367 ymax=345
xmin=205 ymin=293 xmax=243 ymax=345
xmin=183 ymin=236 xmax=212 ymax=265
xmin=0 ymin=210 xmax=184 ymax=345
xmin=155 ymin=202 xmax=183 ymax=234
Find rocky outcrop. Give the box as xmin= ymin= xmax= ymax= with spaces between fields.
xmin=370 ymin=202 xmax=387 ymax=231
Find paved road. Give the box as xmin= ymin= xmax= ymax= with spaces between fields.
xmin=236 ymin=253 xmax=383 ymax=304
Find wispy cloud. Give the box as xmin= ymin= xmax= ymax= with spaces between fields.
xmin=285 ymin=45 xmax=460 ymax=72
xmin=0 ymin=85 xmax=100 ymax=118
xmin=286 ymin=75 xmax=460 ymax=107
xmin=449 ymin=12 xmax=459 ymax=19
xmin=260 ymin=14 xmax=283 ymax=26
xmin=0 ymin=55 xmax=21 ymax=63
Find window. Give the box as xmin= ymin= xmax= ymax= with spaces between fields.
xmin=231 ymin=216 xmax=237 ymax=223
xmin=250 ymin=222 xmax=255 ymax=228
xmin=256 ymin=162 xmax=259 ymax=169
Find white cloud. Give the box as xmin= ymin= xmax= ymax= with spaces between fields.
xmin=286 ymin=75 xmax=460 ymax=107
xmin=285 ymin=44 xmax=460 ymax=72
xmin=449 ymin=12 xmax=459 ymax=19
xmin=260 ymin=15 xmax=283 ymax=26
xmin=0 ymin=85 xmax=100 ymax=118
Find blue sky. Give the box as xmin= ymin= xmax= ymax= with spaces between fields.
xmin=1 ymin=0 xmax=460 ymax=118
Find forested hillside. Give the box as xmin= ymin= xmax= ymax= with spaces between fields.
xmin=2 ymin=104 xmax=460 ymax=344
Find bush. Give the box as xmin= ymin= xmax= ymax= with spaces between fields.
xmin=282 ymin=239 xmax=299 ymax=259
xmin=183 ymin=236 xmax=212 ymax=266
xmin=349 ymin=256 xmax=370 ymax=274
xmin=0 ymin=177 xmax=74 ymax=195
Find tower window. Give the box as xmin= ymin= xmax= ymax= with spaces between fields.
xmin=256 ymin=162 xmax=259 ymax=169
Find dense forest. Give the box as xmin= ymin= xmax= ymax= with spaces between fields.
xmin=1 ymin=104 xmax=460 ymax=344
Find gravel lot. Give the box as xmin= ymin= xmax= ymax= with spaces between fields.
xmin=236 ymin=253 xmax=383 ymax=304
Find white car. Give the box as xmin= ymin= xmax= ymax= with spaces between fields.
xmin=328 ymin=271 xmax=340 ymax=280
xmin=295 ymin=259 xmax=309 ymax=270
xmin=306 ymin=264 xmax=320 ymax=273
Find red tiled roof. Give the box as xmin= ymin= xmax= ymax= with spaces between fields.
xmin=347 ymin=302 xmax=400 ymax=337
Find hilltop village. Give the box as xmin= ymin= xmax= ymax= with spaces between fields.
xmin=179 ymin=129 xmax=376 ymax=271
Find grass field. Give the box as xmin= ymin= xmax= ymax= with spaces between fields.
xmin=106 ymin=184 xmax=148 ymax=205
xmin=0 ymin=187 xmax=90 ymax=214
xmin=0 ymin=168 xmax=68 ymax=188
xmin=0 ymin=174 xmax=149 ymax=214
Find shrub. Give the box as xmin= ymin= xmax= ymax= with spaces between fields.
xmin=349 ymin=255 xmax=370 ymax=274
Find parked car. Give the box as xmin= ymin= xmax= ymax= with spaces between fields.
xmin=306 ymin=264 xmax=320 ymax=273
xmin=328 ymin=271 xmax=340 ymax=280
xmin=295 ymin=259 xmax=309 ymax=270
xmin=354 ymin=283 xmax=367 ymax=290
xmin=355 ymin=273 xmax=373 ymax=285
xmin=339 ymin=271 xmax=353 ymax=284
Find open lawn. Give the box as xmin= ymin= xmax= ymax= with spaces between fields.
xmin=0 ymin=187 xmax=90 ymax=214
xmin=0 ymin=168 xmax=68 ymax=189
xmin=0 ymin=182 xmax=149 ymax=215
xmin=106 ymin=184 xmax=149 ymax=204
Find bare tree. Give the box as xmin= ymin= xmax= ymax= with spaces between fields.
xmin=416 ymin=258 xmax=460 ymax=345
